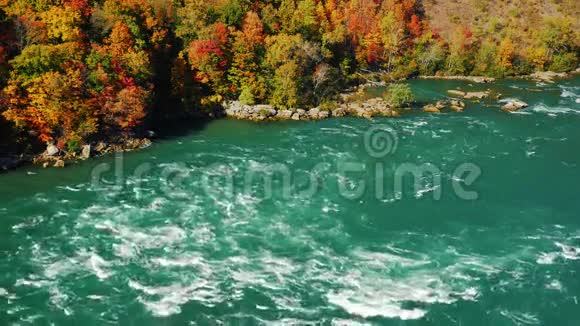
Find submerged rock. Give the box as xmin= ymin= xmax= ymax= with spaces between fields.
xmin=54 ymin=160 xmax=65 ymax=168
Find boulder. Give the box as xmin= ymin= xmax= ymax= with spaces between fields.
xmin=501 ymin=99 xmax=528 ymax=112
xmin=332 ymin=107 xmax=347 ymax=117
xmin=423 ymin=104 xmax=441 ymax=113
xmin=435 ymin=101 xmax=447 ymax=109
xmin=318 ymin=110 xmax=330 ymax=119
xmin=450 ymin=100 xmax=465 ymax=108
xmin=276 ymin=110 xmax=293 ymax=119
xmin=46 ymin=144 xmax=59 ymax=156
xmin=448 ymin=90 xmax=490 ymax=99
xmin=94 ymin=142 xmax=109 ymax=153
xmin=449 ymin=105 xmax=464 ymax=112
xmin=530 ymin=71 xmax=567 ymax=83
xmin=308 ymin=108 xmax=320 ymax=119
xmin=54 ymin=160 xmax=65 ymax=168
xmin=464 ymin=91 xmax=489 ymax=99
xmin=447 ymin=90 xmax=466 ymax=97
xmin=291 ymin=113 xmax=301 ymax=121
xmin=81 ymin=145 xmax=91 ymax=159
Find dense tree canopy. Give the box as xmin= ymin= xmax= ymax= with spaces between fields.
xmin=0 ymin=0 xmax=578 ymax=152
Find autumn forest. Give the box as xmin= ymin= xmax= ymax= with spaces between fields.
xmin=0 ymin=0 xmax=578 ymax=155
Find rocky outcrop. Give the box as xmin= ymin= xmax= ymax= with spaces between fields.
xmin=530 ymin=71 xmax=568 ymax=83
xmin=224 ymin=101 xmax=278 ymax=121
xmin=447 ymin=90 xmax=490 ymax=99
xmin=501 ymin=99 xmax=528 ymax=112
xmin=423 ymin=100 xmax=465 ymax=113
xmin=32 ymin=138 xmax=152 ymax=169
xmin=223 ymin=97 xmax=398 ymax=122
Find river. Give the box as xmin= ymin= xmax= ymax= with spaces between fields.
xmin=0 ymin=76 xmax=579 ymax=325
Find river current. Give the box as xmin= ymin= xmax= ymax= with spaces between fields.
xmin=0 ymin=76 xmax=579 ymax=325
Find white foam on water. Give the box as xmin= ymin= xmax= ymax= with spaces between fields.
xmin=560 ymin=85 xmax=579 ymax=99
xmin=352 ymin=249 xmax=430 ymax=268
xmin=84 ymin=252 xmax=113 ymax=280
xmin=536 ymin=252 xmax=558 ymax=265
xmin=330 ymin=319 xmax=372 ymax=326
xmin=555 ymin=242 xmax=580 ymax=260
xmin=500 ymin=310 xmax=540 ymax=325
xmin=546 ymin=280 xmax=563 ymax=291
xmin=113 ymin=242 xmax=139 ymax=259
xmin=129 ymin=279 xmax=222 ymax=317
xmin=531 ymin=103 xmax=579 ymax=115
xmin=327 ymin=290 xmax=426 ymax=320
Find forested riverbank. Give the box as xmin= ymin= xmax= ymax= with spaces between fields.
xmin=0 ymin=0 xmax=578 ymax=169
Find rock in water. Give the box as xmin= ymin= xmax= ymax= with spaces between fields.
xmin=54 ymin=160 xmax=65 ymax=168
xmin=423 ymin=104 xmax=441 ymax=113
xmin=447 ymin=90 xmax=466 ymax=97
xmin=501 ymin=99 xmax=528 ymax=112
xmin=447 ymin=90 xmax=490 ymax=99
xmin=46 ymin=144 xmax=59 ymax=156
xmin=530 ymin=71 xmax=567 ymax=83
xmin=81 ymin=145 xmax=91 ymax=159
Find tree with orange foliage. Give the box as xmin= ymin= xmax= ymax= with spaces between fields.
xmin=229 ymin=11 xmax=267 ymax=104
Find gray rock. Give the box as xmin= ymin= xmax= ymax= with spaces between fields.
xmin=81 ymin=145 xmax=91 ymax=159
xmin=308 ymin=108 xmax=320 ymax=119
xmin=46 ymin=144 xmax=59 ymax=156
xmin=291 ymin=113 xmax=301 ymax=121
xmin=276 ymin=110 xmax=293 ymax=119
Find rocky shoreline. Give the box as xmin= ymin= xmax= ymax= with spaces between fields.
xmin=224 ymin=97 xmax=400 ymax=122
xmin=4 ymin=70 xmax=575 ymax=171
xmin=31 ymin=138 xmax=152 ymax=170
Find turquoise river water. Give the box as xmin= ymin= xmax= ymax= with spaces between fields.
xmin=0 ymin=76 xmax=579 ymax=325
